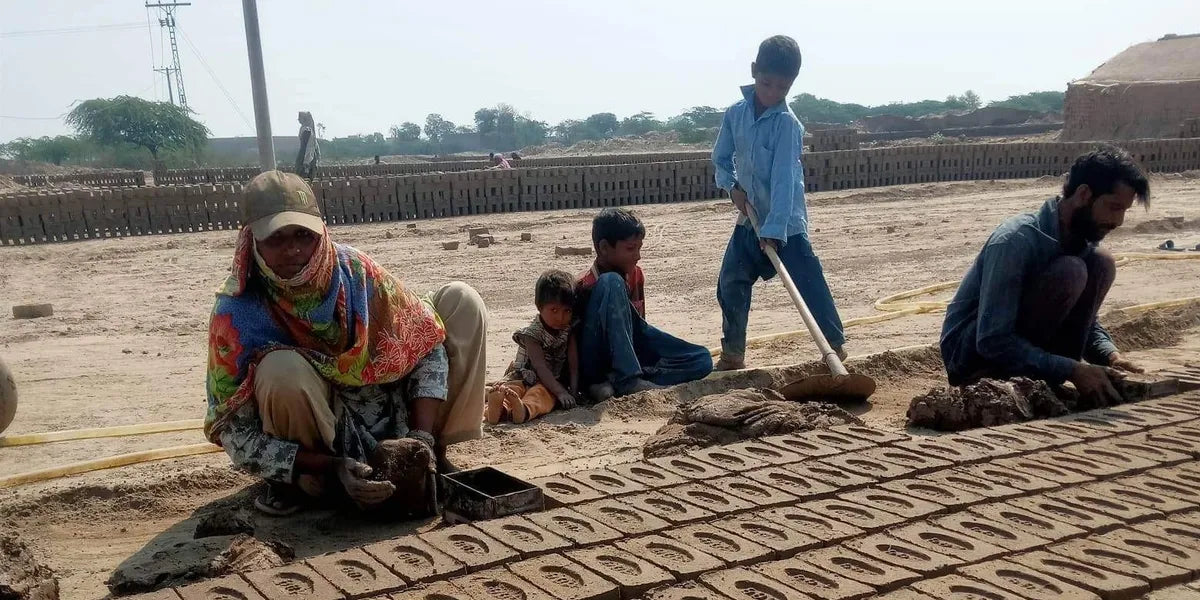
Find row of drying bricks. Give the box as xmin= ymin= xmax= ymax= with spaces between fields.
xmin=147 ymin=393 xmax=1200 ymax=600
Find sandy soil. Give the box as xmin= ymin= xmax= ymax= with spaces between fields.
xmin=2 ymin=175 xmax=1200 ymax=598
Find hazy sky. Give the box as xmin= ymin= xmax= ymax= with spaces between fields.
xmin=2 ymin=0 xmax=1196 ymax=142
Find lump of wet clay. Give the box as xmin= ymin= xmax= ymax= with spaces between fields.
xmin=906 ymin=377 xmax=1068 ymax=431
xmin=1 ymin=533 xmax=58 ymax=600
xmin=369 ymin=438 xmax=436 ymax=517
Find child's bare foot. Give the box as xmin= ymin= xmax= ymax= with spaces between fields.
xmin=714 ymin=354 xmax=745 ymax=371
xmin=588 ymin=382 xmax=614 ymax=403
xmin=484 ymin=389 xmax=506 ymax=424
xmin=510 ymin=399 xmax=529 ymax=424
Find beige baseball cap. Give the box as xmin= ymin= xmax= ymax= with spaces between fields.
xmin=242 ymin=171 xmax=325 ymax=241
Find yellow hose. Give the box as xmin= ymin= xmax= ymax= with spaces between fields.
xmin=0 ymin=419 xmax=204 ymax=448
xmin=0 ymin=443 xmax=220 ymax=489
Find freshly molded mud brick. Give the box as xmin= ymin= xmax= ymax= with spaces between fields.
xmin=709 ymin=513 xmax=821 ymax=557
xmin=838 ymin=488 xmax=945 ymax=520
xmin=699 ymin=567 xmax=805 ymax=600
xmin=1083 ymin=480 xmax=1193 ymax=514
xmin=306 ymin=548 xmax=406 ymax=598
xmin=887 ymin=523 xmax=1007 ymax=563
xmin=759 ymin=506 xmax=864 ymax=542
xmin=894 ymin=437 xmax=991 ymax=464
xmin=992 ymin=455 xmax=1094 ymax=484
xmin=881 ymin=478 xmax=985 ymax=511
xmin=616 ymin=535 xmax=725 ymax=580
xmin=786 ymin=461 xmax=877 ymax=489
xmin=566 ymin=468 xmax=647 ymax=497
xmin=707 ymin=476 xmax=798 ymax=508
xmin=1046 ymin=487 xmax=1163 ymax=523
xmin=804 ymin=428 xmax=877 ymax=452
xmin=857 ymin=445 xmax=953 ymax=474
xmin=1021 ymin=418 xmax=1113 ymax=440
xmin=176 ymin=575 xmax=268 ymax=600
xmin=529 ymin=474 xmax=606 ymax=508
xmin=571 ymin=499 xmax=670 ymax=535
xmin=804 ymin=498 xmax=907 ymax=531
xmin=1109 ymin=403 xmax=1193 ymax=426
xmin=422 ymin=525 xmax=519 ymax=573
xmin=844 ymin=534 xmax=958 ymax=575
xmin=819 ymin=452 xmax=918 ymax=481
xmin=829 ymin=423 xmax=910 ymax=445
xmin=998 ymin=422 xmax=1085 ymax=447
xmin=1050 ymin=539 xmax=1192 ymax=587
xmin=1093 ymin=529 xmax=1200 ymax=573
xmin=721 ymin=440 xmax=805 ymax=465
xmin=959 ymin=426 xmax=1055 ymax=453
xmin=525 ymin=508 xmax=622 ymax=547
xmin=664 ymin=524 xmax=772 ymax=566
xmin=641 ymin=581 xmax=730 ymax=600
xmin=647 ymin=455 xmax=729 ymax=480
xmin=1136 ymin=519 xmax=1200 ymax=553
xmin=743 ymin=466 xmax=837 ymax=499
xmin=566 ymin=546 xmax=674 ymax=598
xmin=363 ymin=535 xmax=465 ymax=584
xmin=941 ymin=433 xmax=1021 ymax=459
xmin=971 ymin=500 xmax=1090 ymax=540
xmin=473 ymin=516 xmax=572 ymax=558
xmin=606 ymin=462 xmax=688 ymax=489
xmin=1007 ymin=495 xmax=1122 ymax=532
xmin=132 ymin=590 xmax=181 ymax=600
xmin=1010 ymin=550 xmax=1150 ymax=600
xmin=753 ymin=558 xmax=875 ymax=600
xmin=664 ymin=483 xmax=756 ymax=515
xmin=1060 ymin=444 xmax=1159 ymax=473
xmin=1121 ymin=473 xmax=1200 ymax=505
xmin=390 ymin=581 xmax=473 ymax=600
xmin=619 ymin=491 xmax=714 ymax=524
xmin=869 ymin=589 xmax=936 ymax=600
xmin=957 ymin=560 xmax=1101 ymax=600
xmin=455 ymin=567 xmax=558 ymax=600
xmin=800 ymin=545 xmax=920 ymax=591
xmin=963 ymin=461 xmax=1061 ymax=491
xmin=920 ymin=469 xmax=1024 ymax=499
xmin=932 ymin=512 xmax=1051 ymax=552
xmin=1120 ymin=431 xmax=1200 ymax=458
xmin=1147 ymin=465 xmax=1200 ymax=495
xmin=244 ymin=564 xmax=343 ymax=600
xmin=687 ymin=446 xmax=770 ymax=471
xmin=1157 ymin=424 xmax=1200 ymax=454
xmin=1097 ymin=438 xmax=1191 ymax=466
xmin=1060 ymin=411 xmax=1146 ymax=435
xmin=912 ymin=575 xmax=1027 ymax=600
xmin=758 ymin=433 xmax=841 ymax=458
xmin=507 ymin=554 xmax=617 ymax=600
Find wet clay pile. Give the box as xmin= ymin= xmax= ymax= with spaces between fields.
xmin=905 ymin=377 xmax=1085 ymax=431
xmin=1 ymin=533 xmax=58 ymax=600
xmin=642 ymin=388 xmax=861 ymax=458
xmin=370 ymin=439 xmax=435 ymax=515
xmin=107 ymin=533 xmax=292 ymax=596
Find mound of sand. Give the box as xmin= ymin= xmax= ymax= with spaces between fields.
xmin=1 ymin=533 xmax=57 ymax=600
xmin=1106 ymin=302 xmax=1200 ymax=352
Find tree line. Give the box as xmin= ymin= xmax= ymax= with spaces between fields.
xmin=1 ymin=90 xmax=1064 ymax=169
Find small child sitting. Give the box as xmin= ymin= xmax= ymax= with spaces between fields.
xmin=486 ymin=269 xmax=580 ymax=424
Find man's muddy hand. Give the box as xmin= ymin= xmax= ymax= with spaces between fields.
xmin=730 ymin=187 xmax=748 ymax=216
xmin=336 ymin=458 xmax=395 ymax=507
xmin=1070 ymin=362 xmax=1122 ymax=406
xmin=1107 ymin=352 xmax=1144 ymax=374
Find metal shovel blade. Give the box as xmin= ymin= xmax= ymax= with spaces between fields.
xmin=779 ymin=372 xmax=877 ymax=403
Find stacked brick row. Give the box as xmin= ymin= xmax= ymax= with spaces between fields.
xmin=5 ymin=138 xmax=1199 ymax=246
xmin=10 ymin=171 xmax=146 ymax=188
xmin=139 ymin=392 xmax=1200 ymax=599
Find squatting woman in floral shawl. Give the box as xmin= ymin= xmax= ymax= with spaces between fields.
xmin=205 ymin=171 xmax=488 ymax=515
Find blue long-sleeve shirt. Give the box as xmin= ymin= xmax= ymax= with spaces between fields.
xmin=940 ymin=198 xmax=1118 ymax=385
xmin=712 ymin=84 xmax=808 ymax=243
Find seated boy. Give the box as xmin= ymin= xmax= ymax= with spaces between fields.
xmin=712 ymin=35 xmax=847 ymax=370
xmin=576 ymin=208 xmax=713 ymax=400
xmin=486 ymin=269 xmax=579 ymax=424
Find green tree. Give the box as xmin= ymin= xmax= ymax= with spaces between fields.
xmin=618 ymin=111 xmax=663 ymax=136
xmin=0 ymin=136 xmax=82 ymax=165
xmin=582 ymin=112 xmax=619 ymax=139
xmin=474 ymin=108 xmax=498 ymax=138
xmin=65 ymin=95 xmax=209 ymax=160
xmin=961 ymin=90 xmax=982 ymax=110
xmin=389 ymin=122 xmax=422 ymax=142
xmin=514 ymin=116 xmax=548 ymax=148
xmin=987 ymin=91 xmax=1065 ymax=113
xmin=423 ymin=113 xmax=455 ymax=143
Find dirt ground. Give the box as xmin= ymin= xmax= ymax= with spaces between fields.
xmin=2 ymin=174 xmax=1200 ymax=598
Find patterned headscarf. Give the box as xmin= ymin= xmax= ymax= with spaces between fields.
xmin=203 ymin=225 xmax=445 ymax=442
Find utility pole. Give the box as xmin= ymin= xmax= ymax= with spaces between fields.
xmin=242 ymin=0 xmax=275 ymax=171
xmin=146 ymin=2 xmax=191 ymax=110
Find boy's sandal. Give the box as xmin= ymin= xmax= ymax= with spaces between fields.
xmin=254 ymin=482 xmax=303 ymax=516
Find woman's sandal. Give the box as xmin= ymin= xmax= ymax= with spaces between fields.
xmin=254 ymin=481 xmax=303 ymax=516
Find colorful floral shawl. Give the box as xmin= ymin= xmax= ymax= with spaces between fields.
xmin=204 ymin=226 xmax=445 ymax=442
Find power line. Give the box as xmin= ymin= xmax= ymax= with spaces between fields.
xmin=146 ymin=2 xmax=190 ymax=110
xmin=0 ymin=23 xmax=144 ymax=39
xmin=179 ymin=30 xmax=254 ymax=131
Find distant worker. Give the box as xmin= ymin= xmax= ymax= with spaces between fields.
xmin=941 ymin=147 xmax=1148 ymax=405
xmin=509 ymin=151 xmax=522 ymax=162
xmin=488 ymin=153 xmax=512 ymax=170
xmin=296 ymin=111 xmax=320 ymax=179
xmin=374 ymin=155 xmax=381 ymax=165
xmin=712 ymin=35 xmax=846 ymax=371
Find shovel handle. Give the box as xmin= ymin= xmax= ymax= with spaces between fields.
xmin=742 ymin=202 xmax=849 ymax=376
